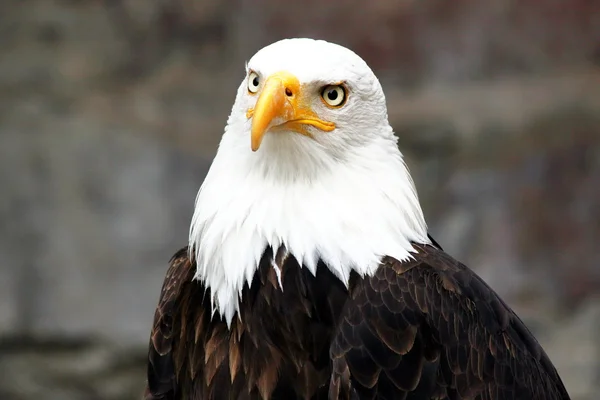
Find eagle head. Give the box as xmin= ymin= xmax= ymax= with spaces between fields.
xmin=189 ymin=39 xmax=429 ymax=324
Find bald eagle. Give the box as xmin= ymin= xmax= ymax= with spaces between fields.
xmin=144 ymin=39 xmax=570 ymax=400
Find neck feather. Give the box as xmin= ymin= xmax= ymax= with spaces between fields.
xmin=189 ymin=128 xmax=429 ymax=324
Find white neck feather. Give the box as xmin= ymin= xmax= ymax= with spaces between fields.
xmin=189 ymin=122 xmax=430 ymax=325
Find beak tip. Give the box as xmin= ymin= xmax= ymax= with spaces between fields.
xmin=250 ymin=138 xmax=261 ymax=152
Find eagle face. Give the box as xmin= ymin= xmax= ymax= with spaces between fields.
xmin=229 ymin=38 xmax=392 ymax=161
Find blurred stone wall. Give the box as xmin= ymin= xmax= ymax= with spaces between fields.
xmin=0 ymin=1 xmax=599 ymax=399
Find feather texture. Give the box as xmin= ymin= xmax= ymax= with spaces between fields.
xmin=144 ymin=243 xmax=570 ymax=400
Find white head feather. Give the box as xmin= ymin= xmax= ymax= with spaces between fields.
xmin=189 ymin=38 xmax=430 ymax=324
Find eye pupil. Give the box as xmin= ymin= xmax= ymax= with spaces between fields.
xmin=248 ymin=72 xmax=260 ymax=93
xmin=321 ymin=85 xmax=346 ymax=107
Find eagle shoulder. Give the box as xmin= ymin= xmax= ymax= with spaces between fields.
xmin=330 ymin=243 xmax=570 ymax=400
xmin=145 ymin=247 xmax=197 ymax=400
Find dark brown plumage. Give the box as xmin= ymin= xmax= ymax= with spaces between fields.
xmin=144 ymin=241 xmax=570 ymax=400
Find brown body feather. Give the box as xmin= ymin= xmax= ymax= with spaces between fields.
xmin=144 ymin=242 xmax=570 ymax=400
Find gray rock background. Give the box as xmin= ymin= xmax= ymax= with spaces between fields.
xmin=0 ymin=1 xmax=599 ymax=399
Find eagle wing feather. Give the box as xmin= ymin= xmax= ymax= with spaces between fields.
xmin=330 ymin=243 xmax=570 ymax=400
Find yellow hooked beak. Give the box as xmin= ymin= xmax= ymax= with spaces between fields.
xmin=247 ymin=71 xmax=335 ymax=152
